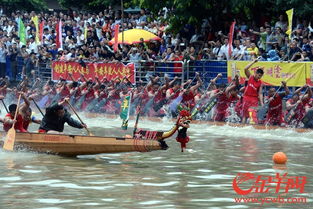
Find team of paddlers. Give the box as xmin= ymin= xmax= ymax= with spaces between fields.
xmin=1 ymin=58 xmax=313 ymax=133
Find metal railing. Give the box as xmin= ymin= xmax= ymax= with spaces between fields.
xmin=123 ymin=60 xmax=185 ymax=84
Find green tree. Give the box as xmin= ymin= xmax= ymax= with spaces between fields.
xmin=133 ymin=0 xmax=313 ymax=33
xmin=58 ymin=0 xmax=128 ymax=11
xmin=0 ymin=0 xmax=47 ymax=12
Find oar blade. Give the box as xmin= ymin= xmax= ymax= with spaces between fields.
xmin=3 ymin=128 xmax=16 ymax=151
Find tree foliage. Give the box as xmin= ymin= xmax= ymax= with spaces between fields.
xmin=0 ymin=0 xmax=47 ymax=12
xmin=133 ymin=0 xmax=313 ymax=32
xmin=58 ymin=0 xmax=126 ymax=11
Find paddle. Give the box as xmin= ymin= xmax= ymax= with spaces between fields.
xmin=1 ymin=99 xmax=9 ymax=113
xmin=32 ymin=98 xmax=45 ymax=117
xmin=65 ymin=100 xmax=94 ymax=136
xmin=3 ymin=94 xmax=22 ymax=151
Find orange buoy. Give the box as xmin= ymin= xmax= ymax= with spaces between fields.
xmin=272 ymin=152 xmax=288 ymax=164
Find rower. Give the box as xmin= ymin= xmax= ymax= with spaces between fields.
xmin=285 ymin=85 xmax=312 ymax=126
xmin=264 ymin=81 xmax=289 ymax=126
xmin=38 ymin=98 xmax=87 ymax=133
xmin=241 ymin=59 xmax=264 ymax=124
xmin=3 ymin=103 xmax=27 ymax=133
xmin=19 ymin=94 xmax=41 ymax=131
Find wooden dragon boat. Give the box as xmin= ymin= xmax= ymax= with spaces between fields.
xmin=0 ymin=111 xmax=192 ymax=157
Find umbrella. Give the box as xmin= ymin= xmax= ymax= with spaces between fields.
xmin=109 ymin=29 xmax=161 ymax=45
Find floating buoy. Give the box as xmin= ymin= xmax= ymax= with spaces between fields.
xmin=272 ymin=152 xmax=287 ymax=164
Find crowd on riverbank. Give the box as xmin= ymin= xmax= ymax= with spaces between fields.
xmin=0 ymin=9 xmax=313 ymax=81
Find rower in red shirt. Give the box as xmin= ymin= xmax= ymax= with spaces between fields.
xmin=166 ymin=80 xmax=181 ymax=101
xmin=285 ymin=85 xmax=312 ymax=126
xmin=241 ymin=59 xmax=264 ymax=123
xmin=19 ymin=94 xmax=42 ymax=131
xmin=3 ymin=103 xmax=27 ymax=133
xmin=265 ymin=81 xmax=289 ymax=126
xmin=181 ymin=73 xmax=202 ymax=110
xmin=212 ymin=80 xmax=239 ymax=122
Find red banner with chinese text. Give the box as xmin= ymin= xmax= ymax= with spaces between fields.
xmin=227 ymin=61 xmax=307 ymax=87
xmin=52 ymin=61 xmax=135 ymax=83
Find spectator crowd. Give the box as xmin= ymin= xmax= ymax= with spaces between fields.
xmin=0 ymin=7 xmax=313 ymax=81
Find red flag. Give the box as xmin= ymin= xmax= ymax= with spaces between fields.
xmin=113 ymin=24 xmax=120 ymax=52
xmin=228 ymin=21 xmax=236 ymax=58
xmin=39 ymin=21 xmax=44 ymax=43
xmin=56 ymin=20 xmax=63 ymax=49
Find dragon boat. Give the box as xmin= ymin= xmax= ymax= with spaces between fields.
xmin=0 ymin=111 xmax=192 ymax=157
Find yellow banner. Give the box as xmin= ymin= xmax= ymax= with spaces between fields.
xmin=286 ymin=8 xmax=293 ymax=39
xmin=227 ymin=61 xmax=307 ymax=87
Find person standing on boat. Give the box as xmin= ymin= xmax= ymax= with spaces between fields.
xmin=38 ymin=98 xmax=87 ymax=133
xmin=265 ymin=81 xmax=290 ymax=126
xmin=241 ymin=59 xmax=264 ymax=124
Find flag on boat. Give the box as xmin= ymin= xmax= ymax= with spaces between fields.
xmin=120 ymin=95 xmax=131 ymax=130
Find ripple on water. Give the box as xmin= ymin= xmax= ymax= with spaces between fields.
xmin=19 ymin=169 xmax=42 ymax=173
xmin=36 ymin=199 xmax=74 ymax=204
xmin=11 ymin=180 xmax=62 ymax=185
xmin=0 ymin=176 xmax=21 ymax=181
xmin=141 ymin=181 xmax=178 ymax=186
xmin=194 ymin=174 xmax=234 ymax=179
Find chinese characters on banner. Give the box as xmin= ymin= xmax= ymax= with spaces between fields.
xmin=227 ymin=61 xmax=310 ymax=87
xmin=52 ymin=61 xmax=135 ymax=83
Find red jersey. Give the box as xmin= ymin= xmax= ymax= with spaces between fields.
xmin=154 ymin=90 xmax=166 ymax=103
xmin=215 ymin=91 xmax=229 ymax=112
xmin=168 ymin=88 xmax=180 ymax=100
xmin=268 ymin=94 xmax=283 ymax=116
xmin=3 ymin=113 xmax=26 ymax=132
xmin=182 ymin=91 xmax=195 ymax=109
xmin=287 ymin=97 xmax=310 ymax=121
xmin=59 ymin=86 xmax=70 ymax=100
xmin=244 ymin=76 xmax=262 ymax=98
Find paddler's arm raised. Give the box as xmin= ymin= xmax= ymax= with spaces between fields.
xmin=302 ymin=86 xmax=312 ymax=101
xmin=281 ymin=81 xmax=290 ymax=97
xmin=244 ymin=58 xmax=258 ymax=78
xmin=19 ymin=92 xmax=30 ymax=113
xmin=190 ymin=72 xmax=202 ymax=92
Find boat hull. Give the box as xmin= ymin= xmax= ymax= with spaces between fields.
xmin=1 ymin=132 xmax=167 ymax=157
